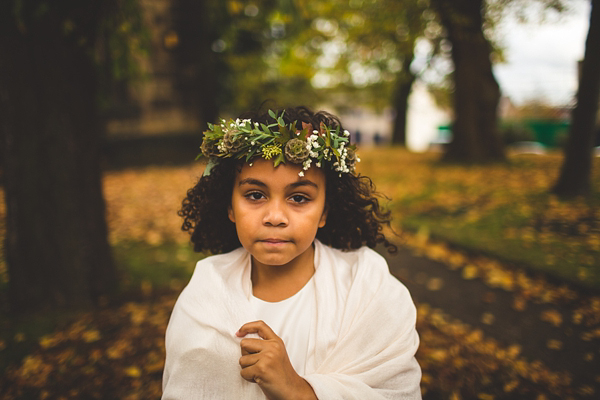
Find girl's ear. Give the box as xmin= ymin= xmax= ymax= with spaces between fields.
xmin=318 ymin=206 xmax=328 ymax=228
xmin=228 ymin=206 xmax=236 ymax=223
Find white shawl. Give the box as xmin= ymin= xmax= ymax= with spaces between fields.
xmin=162 ymin=240 xmax=421 ymax=399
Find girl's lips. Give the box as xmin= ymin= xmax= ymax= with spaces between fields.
xmin=260 ymin=239 xmax=290 ymax=244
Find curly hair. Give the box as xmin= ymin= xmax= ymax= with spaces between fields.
xmin=178 ymin=106 xmax=397 ymax=254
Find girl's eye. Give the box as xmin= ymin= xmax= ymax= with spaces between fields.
xmin=290 ymin=194 xmax=309 ymax=203
xmin=245 ymin=192 xmax=265 ymax=201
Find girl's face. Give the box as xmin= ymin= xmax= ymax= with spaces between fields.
xmin=228 ymin=159 xmax=327 ymax=269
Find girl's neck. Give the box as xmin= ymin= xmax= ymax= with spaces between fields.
xmin=251 ymin=244 xmax=315 ymax=302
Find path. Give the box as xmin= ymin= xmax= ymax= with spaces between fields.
xmin=383 ymin=246 xmax=600 ymax=396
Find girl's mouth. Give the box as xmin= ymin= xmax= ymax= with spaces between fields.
xmin=260 ymin=239 xmax=290 ymax=244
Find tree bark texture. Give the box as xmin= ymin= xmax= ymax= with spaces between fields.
xmin=0 ymin=5 xmax=117 ymax=314
xmin=391 ymin=55 xmax=416 ymax=146
xmin=552 ymin=0 xmax=600 ymax=196
xmin=432 ymin=0 xmax=505 ymax=162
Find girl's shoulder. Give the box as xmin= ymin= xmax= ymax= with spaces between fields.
xmin=186 ymin=247 xmax=250 ymax=288
xmin=317 ymin=240 xmax=389 ymax=273
xmin=315 ymin=240 xmax=399 ymax=292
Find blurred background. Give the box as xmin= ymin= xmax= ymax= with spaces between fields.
xmin=1 ymin=0 xmax=599 ymax=398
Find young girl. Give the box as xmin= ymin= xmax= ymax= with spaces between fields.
xmin=162 ymin=106 xmax=422 ymax=399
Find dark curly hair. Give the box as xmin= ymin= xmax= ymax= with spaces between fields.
xmin=179 ymin=106 xmax=397 ymax=254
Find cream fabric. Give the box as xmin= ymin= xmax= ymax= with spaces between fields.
xmin=162 ymin=240 xmax=422 ymax=399
xmin=250 ymin=276 xmax=315 ymax=375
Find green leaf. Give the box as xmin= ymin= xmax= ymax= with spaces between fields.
xmin=298 ymin=128 xmax=308 ymax=141
xmin=268 ymin=109 xmax=277 ymax=119
xmin=261 ymin=123 xmax=272 ymax=134
xmin=273 ymin=152 xmax=285 ymax=167
xmin=245 ymin=147 xmax=258 ymax=161
xmin=202 ymin=158 xmax=218 ymax=176
xmin=279 ymin=125 xmax=291 ymax=142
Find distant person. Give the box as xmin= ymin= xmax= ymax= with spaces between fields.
xmin=162 ymin=106 xmax=422 ymax=399
xmin=374 ymin=132 xmax=382 ymax=145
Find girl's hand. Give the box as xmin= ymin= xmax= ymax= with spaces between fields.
xmin=236 ymin=321 xmax=317 ymax=400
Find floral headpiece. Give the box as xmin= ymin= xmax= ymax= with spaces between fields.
xmin=199 ymin=110 xmax=359 ymax=177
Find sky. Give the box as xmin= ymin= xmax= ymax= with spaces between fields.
xmin=493 ymin=0 xmax=591 ymax=106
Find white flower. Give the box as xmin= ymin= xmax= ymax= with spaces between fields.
xmin=298 ymin=171 xmax=305 ymax=177
xmin=303 ymin=159 xmax=312 ymax=170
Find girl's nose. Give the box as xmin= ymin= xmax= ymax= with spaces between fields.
xmin=263 ymin=200 xmax=288 ymax=227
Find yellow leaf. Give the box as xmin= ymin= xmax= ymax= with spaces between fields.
xmin=481 ymin=312 xmax=495 ymax=325
xmin=513 ymin=297 xmax=527 ymax=311
xmin=462 ymin=265 xmax=478 ymax=280
xmin=578 ymin=385 xmax=595 ymax=396
xmin=39 ymin=335 xmax=61 ymax=349
xmin=82 ymin=330 xmax=101 ymax=343
xmin=465 ymin=329 xmax=483 ymax=344
xmin=507 ymin=344 xmax=522 ymax=359
xmin=540 ymin=310 xmax=563 ymax=327
xmin=504 ymin=380 xmax=519 ymax=393
xmin=125 ymin=366 xmax=142 ymax=378
xmin=429 ymin=349 xmax=448 ymax=362
xmin=421 ymin=373 xmax=432 ymax=384
xmin=450 ymin=391 xmax=461 ymax=400
xmin=426 ymin=277 xmax=444 ymax=291
xmin=546 ymin=339 xmax=563 ymax=350
xmin=477 ymin=393 xmax=494 ymax=400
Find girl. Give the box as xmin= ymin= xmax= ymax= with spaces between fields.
xmin=162 ymin=107 xmax=422 ymax=399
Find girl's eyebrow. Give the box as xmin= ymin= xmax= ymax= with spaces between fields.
xmin=238 ymin=178 xmax=266 ymax=187
xmin=288 ymin=180 xmax=318 ymax=190
xmin=238 ymin=178 xmax=319 ymax=189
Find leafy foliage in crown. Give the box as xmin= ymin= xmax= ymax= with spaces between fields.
xmin=199 ymin=110 xmax=359 ymax=177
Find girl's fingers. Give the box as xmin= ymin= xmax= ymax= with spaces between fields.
xmin=240 ymin=338 xmax=265 ymax=355
xmin=239 ymin=353 xmax=260 ymax=368
xmin=240 ymin=364 xmax=262 ymax=384
xmin=236 ymin=320 xmax=278 ymax=340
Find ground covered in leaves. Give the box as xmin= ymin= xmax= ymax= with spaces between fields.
xmin=1 ymin=149 xmax=600 ymax=399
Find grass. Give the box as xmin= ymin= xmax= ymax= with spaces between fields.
xmin=113 ymin=240 xmax=202 ymax=294
xmin=356 ymin=147 xmax=600 ymax=290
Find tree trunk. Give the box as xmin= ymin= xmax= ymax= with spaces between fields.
xmin=552 ymin=0 xmax=600 ymax=197
xmin=391 ymin=55 xmax=416 ymax=146
xmin=173 ymin=0 xmax=225 ymax=126
xmin=0 ymin=8 xmax=117 ymax=314
xmin=432 ymin=0 xmax=505 ymax=162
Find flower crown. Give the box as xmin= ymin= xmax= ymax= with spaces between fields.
xmin=199 ymin=110 xmax=359 ymax=177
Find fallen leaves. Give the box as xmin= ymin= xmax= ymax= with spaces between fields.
xmin=416 ymin=304 xmax=578 ymax=398
xmin=0 ymin=298 xmax=173 ymax=399
xmin=540 ymin=309 xmax=563 ymax=327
